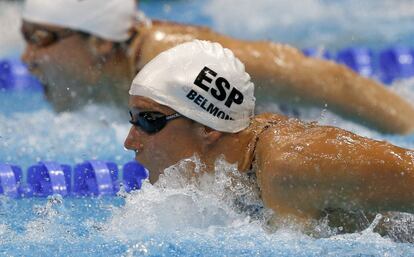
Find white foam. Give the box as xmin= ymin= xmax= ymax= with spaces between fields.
xmin=104 ymin=156 xmax=262 ymax=241
xmin=102 ymin=156 xmax=414 ymax=253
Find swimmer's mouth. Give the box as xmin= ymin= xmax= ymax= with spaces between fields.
xmin=27 ymin=67 xmax=47 ymax=84
xmin=134 ymin=149 xmax=140 ymax=158
xmin=26 ymin=61 xmax=38 ymax=72
xmin=27 ymin=68 xmax=49 ymax=93
xmin=42 ymin=82 xmax=50 ymax=95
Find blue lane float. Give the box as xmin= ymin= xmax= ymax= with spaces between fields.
xmin=336 ymin=47 xmax=376 ymax=78
xmin=302 ymin=47 xmax=332 ymax=59
xmin=301 ymin=46 xmax=414 ymax=84
xmin=0 ymin=160 xmax=148 ymax=198
xmin=379 ymin=47 xmax=414 ymax=84
xmin=0 ymin=163 xmax=22 ymax=198
xmin=123 ymin=161 xmax=148 ymax=192
xmin=0 ymin=59 xmax=43 ymax=92
xmin=27 ymin=162 xmax=71 ymax=197
xmin=74 ymin=160 xmax=119 ymax=196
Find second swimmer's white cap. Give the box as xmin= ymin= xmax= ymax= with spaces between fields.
xmin=22 ymin=0 xmax=136 ymax=42
xmin=130 ymin=40 xmax=255 ymax=133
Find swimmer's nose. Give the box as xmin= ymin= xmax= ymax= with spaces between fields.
xmin=21 ymin=45 xmax=39 ymax=71
xmin=124 ymin=126 xmax=143 ymax=152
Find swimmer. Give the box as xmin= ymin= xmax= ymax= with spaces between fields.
xmin=124 ymin=40 xmax=414 ymax=225
xmin=20 ymin=0 xmax=414 ymax=134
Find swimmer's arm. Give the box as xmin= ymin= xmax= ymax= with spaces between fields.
xmin=254 ymin=124 xmax=414 ymax=219
xmin=229 ymin=41 xmax=414 ymax=134
xmin=137 ymin=22 xmax=414 ymax=133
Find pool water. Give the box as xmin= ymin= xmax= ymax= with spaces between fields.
xmin=1 ymin=160 xmax=414 ymax=257
xmin=1 ymin=0 xmax=414 ymax=256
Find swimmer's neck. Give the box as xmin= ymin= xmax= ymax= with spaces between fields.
xmin=92 ymin=43 xmax=134 ymax=91
xmin=200 ymin=118 xmax=275 ymax=173
xmin=200 ymin=130 xmax=255 ymax=173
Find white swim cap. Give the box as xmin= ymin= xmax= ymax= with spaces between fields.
xmin=129 ymin=40 xmax=255 ymax=133
xmin=22 ymin=0 xmax=136 ymax=42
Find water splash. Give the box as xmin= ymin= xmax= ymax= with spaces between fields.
xmin=104 ymin=156 xmax=262 ymax=242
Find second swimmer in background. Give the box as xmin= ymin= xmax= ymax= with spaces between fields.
xmin=21 ymin=0 xmax=414 ymax=134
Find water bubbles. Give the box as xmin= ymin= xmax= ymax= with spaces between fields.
xmin=34 ymin=194 xmax=64 ymax=218
xmin=125 ymin=243 xmax=149 ymax=256
xmin=104 ymin=156 xmax=262 ymax=241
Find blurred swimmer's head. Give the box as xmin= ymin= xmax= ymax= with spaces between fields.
xmin=20 ymin=0 xmax=137 ymax=111
xmin=125 ymin=40 xmax=256 ymax=183
xmin=22 ymin=0 xmax=137 ymax=41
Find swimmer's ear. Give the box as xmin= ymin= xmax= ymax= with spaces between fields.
xmin=203 ymin=126 xmax=223 ymax=146
xmin=88 ymin=36 xmax=115 ymax=58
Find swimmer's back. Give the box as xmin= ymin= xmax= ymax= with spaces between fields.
xmin=253 ymin=113 xmax=414 ymax=219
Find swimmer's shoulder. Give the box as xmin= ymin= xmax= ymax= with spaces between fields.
xmin=251 ymin=113 xmax=312 ymax=158
xmin=252 ymin=113 xmax=288 ymax=126
xmin=250 ymin=112 xmax=304 ymax=134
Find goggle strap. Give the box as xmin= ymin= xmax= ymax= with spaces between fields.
xmin=166 ymin=113 xmax=181 ymax=121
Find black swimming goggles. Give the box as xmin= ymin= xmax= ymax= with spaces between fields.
xmin=21 ymin=23 xmax=85 ymax=48
xmin=129 ymin=109 xmax=182 ymax=134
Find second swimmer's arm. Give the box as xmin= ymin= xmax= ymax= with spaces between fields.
xmin=254 ymin=121 xmax=414 ymax=219
xmin=228 ymin=41 xmax=414 ymax=134
xmin=136 ymin=22 xmax=414 ymax=134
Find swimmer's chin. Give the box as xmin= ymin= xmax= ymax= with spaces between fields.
xmin=28 ymin=68 xmax=47 ymax=84
xmin=148 ymin=173 xmax=159 ymax=184
xmin=30 ymin=73 xmax=49 ymax=93
xmin=146 ymin=168 xmax=161 ymax=184
xmin=134 ymin=156 xmax=158 ymax=183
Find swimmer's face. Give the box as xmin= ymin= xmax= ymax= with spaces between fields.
xmin=124 ymin=96 xmax=205 ymax=184
xmin=21 ymin=21 xmax=109 ymax=110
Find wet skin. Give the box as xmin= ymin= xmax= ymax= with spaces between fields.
xmin=254 ymin=117 xmax=414 ymax=219
xmin=22 ymin=20 xmax=414 ymax=133
xmin=125 ymin=96 xmax=414 ymax=222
